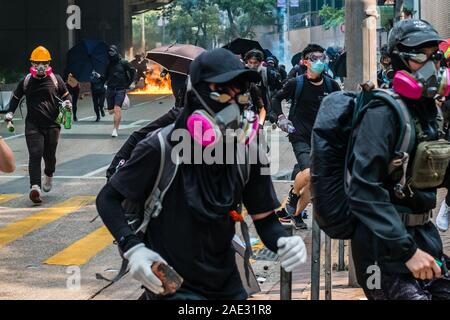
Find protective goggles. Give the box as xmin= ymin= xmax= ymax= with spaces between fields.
xmin=306 ymin=53 xmax=328 ymax=62
xmin=31 ymin=61 xmax=50 ymax=66
xmin=209 ymin=91 xmax=250 ymax=105
xmin=397 ymin=50 xmax=444 ymax=64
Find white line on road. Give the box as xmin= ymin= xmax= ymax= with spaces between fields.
xmin=82 ymin=165 xmax=111 ymax=177
xmin=0 ymin=175 xmax=106 ymax=180
xmin=3 ymin=134 xmax=25 ymax=141
xmin=79 ymin=116 xmax=96 ymax=121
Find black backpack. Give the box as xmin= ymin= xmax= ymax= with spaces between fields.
xmin=97 ymin=124 xmax=259 ymax=294
xmin=310 ymin=86 xmax=415 ymax=239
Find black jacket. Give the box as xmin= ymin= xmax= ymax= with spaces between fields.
xmin=104 ymin=59 xmax=136 ymax=90
xmin=349 ymin=102 xmax=444 ymax=275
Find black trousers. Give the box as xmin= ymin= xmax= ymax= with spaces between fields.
xmin=363 ymin=272 xmax=450 ymax=300
xmin=25 ymin=127 xmax=60 ymax=188
xmin=68 ymin=86 xmax=79 ymax=119
xmin=92 ymin=91 xmax=105 ymax=118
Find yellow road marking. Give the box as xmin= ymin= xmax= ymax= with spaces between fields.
xmin=44 ymin=226 xmax=113 ymax=266
xmin=0 ymin=194 xmax=22 ymax=205
xmin=0 ymin=196 xmax=95 ymax=248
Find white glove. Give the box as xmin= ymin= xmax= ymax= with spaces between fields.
xmin=61 ymin=100 xmax=72 ymax=110
xmin=277 ymin=114 xmax=295 ymax=133
xmin=123 ymin=243 xmax=167 ymax=294
xmin=277 ymin=236 xmax=307 ymax=272
xmin=5 ymin=112 xmax=13 ymax=122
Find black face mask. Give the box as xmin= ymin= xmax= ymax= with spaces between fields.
xmin=108 ymin=46 xmax=120 ymax=61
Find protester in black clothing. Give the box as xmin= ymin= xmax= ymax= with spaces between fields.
xmin=349 ymin=19 xmax=450 ymax=300
xmin=244 ymin=49 xmax=279 ymax=124
xmin=66 ymin=73 xmax=80 ymax=121
xmin=168 ymin=72 xmax=188 ymax=108
xmin=104 ymin=45 xmax=136 ymax=137
xmin=97 ymin=48 xmax=307 ymax=300
xmin=90 ymin=71 xmax=106 ymax=121
xmin=279 ymin=64 xmax=288 ymax=82
xmin=272 ymin=44 xmax=340 ymax=229
xmin=288 ymin=63 xmax=306 ymax=79
xmin=377 ymin=44 xmax=394 ymax=89
xmin=130 ymin=54 xmax=147 ymax=83
xmin=6 ymin=46 xmax=72 ymax=204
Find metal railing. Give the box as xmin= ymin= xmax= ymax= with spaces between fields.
xmin=279 ymin=213 xmax=349 ymax=300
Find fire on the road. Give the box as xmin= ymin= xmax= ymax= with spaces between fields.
xmin=129 ymin=63 xmax=173 ymax=95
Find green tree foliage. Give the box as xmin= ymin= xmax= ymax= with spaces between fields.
xmin=162 ymin=0 xmax=223 ymax=49
xmin=214 ymin=0 xmax=276 ymax=40
xmin=133 ymin=0 xmax=277 ymax=50
xmin=318 ymin=5 xmax=345 ymax=30
xmin=132 ymin=12 xmax=162 ymax=53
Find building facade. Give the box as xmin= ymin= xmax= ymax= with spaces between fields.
xmin=0 ymin=0 xmax=172 ymax=75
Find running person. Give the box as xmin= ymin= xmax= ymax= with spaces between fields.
xmin=104 ymin=45 xmax=136 ymax=137
xmin=5 ymin=46 xmax=72 ymax=204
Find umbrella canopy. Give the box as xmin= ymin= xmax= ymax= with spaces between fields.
xmin=223 ymin=38 xmax=265 ymax=59
xmin=291 ymin=52 xmax=303 ymax=67
xmin=146 ymin=44 xmax=205 ymax=75
xmin=439 ymin=38 xmax=450 ymax=59
xmin=332 ymin=51 xmax=347 ymax=78
xmin=66 ymin=39 xmax=109 ymax=82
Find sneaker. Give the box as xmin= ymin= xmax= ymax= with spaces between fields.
xmin=29 ymin=185 xmax=42 ymax=204
xmin=42 ymin=175 xmax=53 ymax=193
xmin=111 ymin=128 xmax=118 ymax=137
xmin=276 ymin=208 xmax=292 ymax=223
xmin=95 ymin=117 xmax=100 ymax=122
xmin=101 ymin=109 xmax=105 ymax=117
xmin=285 ymin=188 xmax=300 ymax=216
xmin=292 ymin=215 xmax=308 ymax=230
xmin=437 ymin=200 xmax=450 ymax=232
xmin=301 ymin=210 xmax=308 ymax=219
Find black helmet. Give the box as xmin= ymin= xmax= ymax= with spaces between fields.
xmin=387 ymin=19 xmax=442 ymax=54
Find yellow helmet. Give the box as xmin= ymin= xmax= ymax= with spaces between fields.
xmin=30 ymin=46 xmax=52 ymax=62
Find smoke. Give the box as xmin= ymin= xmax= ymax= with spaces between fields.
xmin=264 ymin=7 xmax=291 ymax=67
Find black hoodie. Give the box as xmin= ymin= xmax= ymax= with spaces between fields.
xmin=104 ymin=45 xmax=136 ymax=90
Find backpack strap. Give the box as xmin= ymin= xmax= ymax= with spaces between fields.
xmin=323 ymin=75 xmax=334 ymax=94
xmin=371 ymin=89 xmax=415 ymax=156
xmin=23 ymin=74 xmax=32 ymax=92
xmin=136 ymin=124 xmax=180 ymax=234
xmin=260 ymin=66 xmax=268 ymax=88
xmin=289 ymin=75 xmax=305 ymax=118
xmin=50 ymin=73 xmax=59 ymax=89
xmin=23 ymin=73 xmax=59 ymax=92
xmin=345 ymin=89 xmax=415 ymax=196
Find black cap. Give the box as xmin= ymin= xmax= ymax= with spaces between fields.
xmin=189 ymin=48 xmax=261 ymax=85
xmin=388 ymin=19 xmax=443 ymax=54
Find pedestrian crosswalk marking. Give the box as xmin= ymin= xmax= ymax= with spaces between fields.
xmin=44 ymin=226 xmax=113 ymax=266
xmin=0 ymin=194 xmax=22 ymax=205
xmin=0 ymin=196 xmax=95 ymax=248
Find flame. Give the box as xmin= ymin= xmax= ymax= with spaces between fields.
xmin=129 ymin=63 xmax=173 ymax=95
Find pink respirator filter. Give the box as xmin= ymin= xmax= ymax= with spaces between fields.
xmin=187 ymin=113 xmax=219 ymax=147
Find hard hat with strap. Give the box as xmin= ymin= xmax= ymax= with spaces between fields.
xmin=30 ymin=46 xmax=52 ymax=62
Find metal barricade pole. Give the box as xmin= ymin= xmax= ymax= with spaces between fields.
xmin=338 ymin=240 xmax=345 ymax=271
xmin=280 ymin=224 xmax=293 ymax=300
xmin=324 ymin=235 xmax=332 ymax=300
xmin=311 ymin=209 xmax=321 ymax=300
